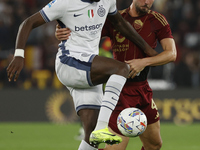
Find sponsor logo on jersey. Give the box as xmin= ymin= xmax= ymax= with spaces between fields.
xmin=97 ymin=5 xmax=106 ymax=17
xmin=74 ymin=13 xmax=83 ymax=17
xmin=115 ymin=32 xmax=126 ymax=43
xmin=48 ymin=0 xmax=57 ymax=8
xmin=75 ymin=23 xmax=103 ymax=31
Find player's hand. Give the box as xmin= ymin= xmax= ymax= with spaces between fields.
xmin=55 ymin=24 xmax=71 ymax=41
xmin=7 ymin=57 xmax=24 ymax=82
xmin=125 ymin=59 xmax=145 ymax=79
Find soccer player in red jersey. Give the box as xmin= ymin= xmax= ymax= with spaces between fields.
xmin=101 ymin=1 xmax=176 ymax=150
xmin=55 ymin=0 xmax=177 ymax=149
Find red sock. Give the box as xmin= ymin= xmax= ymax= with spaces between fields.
xmin=98 ymin=149 xmax=104 ymax=150
xmin=141 ymin=146 xmax=145 ymax=150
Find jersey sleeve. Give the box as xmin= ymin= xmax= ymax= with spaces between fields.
xmin=157 ymin=23 xmax=173 ymax=41
xmin=152 ymin=12 xmax=173 ymax=41
xmin=108 ymin=0 xmax=117 ymax=15
xmin=40 ymin=0 xmax=67 ymax=22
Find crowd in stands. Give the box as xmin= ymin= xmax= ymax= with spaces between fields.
xmin=0 ymin=0 xmax=199 ymax=89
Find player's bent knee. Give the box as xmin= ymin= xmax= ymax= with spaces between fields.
xmin=154 ymin=142 xmax=162 ymax=150
xmin=116 ymin=63 xmax=129 ymax=78
xmin=145 ymin=140 xmax=162 ymax=150
xmin=154 ymin=136 xmax=162 ymax=150
xmin=156 ymin=139 xmax=162 ymax=150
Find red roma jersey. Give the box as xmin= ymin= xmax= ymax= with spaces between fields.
xmin=102 ymin=8 xmax=173 ymax=82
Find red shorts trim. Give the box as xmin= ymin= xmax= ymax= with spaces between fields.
xmin=109 ymin=80 xmax=160 ymax=135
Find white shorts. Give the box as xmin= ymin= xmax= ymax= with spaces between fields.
xmin=55 ymin=50 xmax=102 ymax=112
xmin=67 ymin=85 xmax=103 ymax=112
xmin=55 ymin=50 xmax=96 ymax=88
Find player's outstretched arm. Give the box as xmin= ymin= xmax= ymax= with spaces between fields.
xmin=107 ymin=12 xmax=158 ymax=57
xmin=7 ymin=12 xmax=46 ymax=82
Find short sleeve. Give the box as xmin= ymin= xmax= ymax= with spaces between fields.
xmin=157 ymin=24 xmax=173 ymax=42
xmin=151 ymin=12 xmax=173 ymax=41
xmin=108 ymin=0 xmax=117 ymax=15
xmin=40 ymin=0 xmax=67 ymax=22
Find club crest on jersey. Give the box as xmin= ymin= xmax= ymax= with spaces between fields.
xmin=48 ymin=0 xmax=57 ymax=8
xmin=88 ymin=9 xmax=94 ymax=18
xmin=134 ymin=19 xmax=143 ymax=30
xmin=97 ymin=5 xmax=106 ymax=17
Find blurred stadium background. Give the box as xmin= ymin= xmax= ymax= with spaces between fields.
xmin=0 ymin=0 xmax=200 ymax=150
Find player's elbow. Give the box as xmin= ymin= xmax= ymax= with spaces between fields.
xmin=19 ymin=17 xmax=33 ymax=30
xmin=170 ymin=39 xmax=177 ymax=62
xmin=170 ymin=48 xmax=177 ymax=62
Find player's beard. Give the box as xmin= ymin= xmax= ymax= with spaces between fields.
xmin=135 ymin=3 xmax=150 ymax=16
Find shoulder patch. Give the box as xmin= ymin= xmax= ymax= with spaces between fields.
xmin=151 ymin=11 xmax=168 ymax=26
xmin=48 ymin=0 xmax=57 ymax=8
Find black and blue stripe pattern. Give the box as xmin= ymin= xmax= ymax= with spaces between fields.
xmin=101 ymin=84 xmax=121 ymax=111
xmin=39 ymin=10 xmax=50 ymax=22
xmin=76 ymin=104 xmax=101 ymax=112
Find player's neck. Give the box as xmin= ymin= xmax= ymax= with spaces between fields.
xmin=129 ymin=3 xmax=139 ymax=17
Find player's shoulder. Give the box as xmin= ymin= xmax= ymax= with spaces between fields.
xmin=148 ymin=10 xmax=166 ymax=18
xmin=46 ymin=0 xmax=68 ymax=8
xmin=147 ymin=10 xmax=169 ymax=26
xmin=118 ymin=8 xmax=128 ymax=15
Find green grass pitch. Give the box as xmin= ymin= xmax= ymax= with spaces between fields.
xmin=0 ymin=122 xmax=200 ymax=150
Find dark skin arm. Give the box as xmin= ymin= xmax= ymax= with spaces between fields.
xmin=7 ymin=12 xmax=45 ymax=82
xmin=107 ymin=12 xmax=158 ymax=57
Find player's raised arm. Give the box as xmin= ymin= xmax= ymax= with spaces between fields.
xmin=107 ymin=12 xmax=158 ymax=57
xmin=7 ymin=12 xmax=46 ymax=82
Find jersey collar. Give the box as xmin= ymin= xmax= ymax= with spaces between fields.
xmin=81 ymin=0 xmax=93 ymax=3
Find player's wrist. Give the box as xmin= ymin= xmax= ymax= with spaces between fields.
xmin=14 ymin=49 xmax=25 ymax=58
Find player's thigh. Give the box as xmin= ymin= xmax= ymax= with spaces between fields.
xmin=90 ymin=55 xmax=129 ymax=85
xmin=139 ymin=120 xmax=162 ymax=149
xmin=103 ymin=127 xmax=129 ymax=150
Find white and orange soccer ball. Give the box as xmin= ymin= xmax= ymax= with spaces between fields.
xmin=117 ymin=107 xmax=147 ymax=137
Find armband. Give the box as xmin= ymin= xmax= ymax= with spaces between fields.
xmin=14 ymin=49 xmax=25 ymax=58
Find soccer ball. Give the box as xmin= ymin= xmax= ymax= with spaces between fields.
xmin=117 ymin=107 xmax=147 ymax=137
